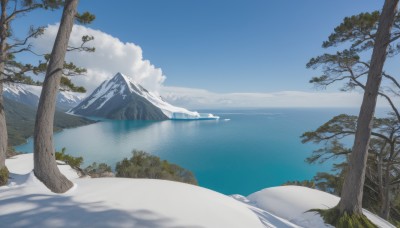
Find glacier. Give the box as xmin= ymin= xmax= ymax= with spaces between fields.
xmin=115 ymin=73 xmax=219 ymax=120
xmin=170 ymin=112 xmax=219 ymax=120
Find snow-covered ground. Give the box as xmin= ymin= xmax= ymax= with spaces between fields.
xmin=0 ymin=154 xmax=395 ymax=228
xmin=241 ymin=186 xmax=395 ymax=228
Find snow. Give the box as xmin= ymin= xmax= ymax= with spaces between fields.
xmin=245 ymin=186 xmax=395 ymax=228
xmin=73 ymin=72 xmax=219 ymax=120
xmin=96 ymin=88 xmax=116 ymax=110
xmin=72 ymin=73 xmax=130 ymax=110
xmin=1 ymin=154 xmax=264 ymax=228
xmin=4 ymin=83 xmax=86 ymax=102
xmin=58 ymin=90 xmax=86 ymax=105
xmin=3 ymin=83 xmax=86 ymax=109
xmin=77 ymin=80 xmax=109 ymax=109
xmin=117 ymin=72 xmax=219 ymax=120
xmin=232 ymin=194 xmax=301 ymax=228
xmin=1 ymin=155 xmax=395 ymax=228
xmin=3 ymin=83 xmax=42 ymax=97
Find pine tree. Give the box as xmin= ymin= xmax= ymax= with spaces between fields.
xmin=0 ymin=0 xmax=65 ymax=186
xmin=306 ymin=0 xmax=399 ymax=224
xmin=33 ymin=0 xmax=94 ymax=193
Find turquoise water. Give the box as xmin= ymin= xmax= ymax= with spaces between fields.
xmin=16 ymin=108 xmax=360 ymax=195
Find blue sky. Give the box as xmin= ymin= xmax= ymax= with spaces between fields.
xmin=12 ymin=0 xmax=396 ymax=108
xmin=13 ymin=1 xmax=383 ymax=92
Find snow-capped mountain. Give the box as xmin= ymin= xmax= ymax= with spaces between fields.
xmin=69 ymin=73 xmax=219 ymax=120
xmin=3 ymin=83 xmax=86 ymax=111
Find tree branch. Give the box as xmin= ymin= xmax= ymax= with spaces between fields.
xmin=382 ymin=72 xmax=400 ymax=90
xmin=5 ymin=4 xmax=42 ymax=24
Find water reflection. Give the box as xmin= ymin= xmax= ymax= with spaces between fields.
xmin=14 ymin=109 xmax=344 ymax=195
xmin=15 ymin=119 xmax=220 ymax=168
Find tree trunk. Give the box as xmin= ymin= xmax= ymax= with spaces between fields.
xmin=0 ymin=0 xmax=8 ymax=174
xmin=33 ymin=0 xmax=78 ymax=193
xmin=381 ymin=147 xmax=393 ymax=219
xmin=381 ymin=181 xmax=391 ymax=219
xmin=377 ymin=153 xmax=386 ymax=216
xmin=338 ymin=0 xmax=399 ymax=215
xmin=0 ymin=84 xmax=6 ymax=169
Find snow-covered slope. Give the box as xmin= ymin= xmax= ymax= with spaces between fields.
xmin=1 ymin=154 xmax=266 ymax=228
xmin=3 ymin=83 xmax=86 ymax=111
xmin=70 ymin=73 xmax=219 ymax=120
xmin=238 ymin=186 xmax=395 ymax=228
xmin=0 ymin=154 xmax=395 ymax=227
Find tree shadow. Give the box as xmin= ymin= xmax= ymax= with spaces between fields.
xmin=0 ymin=193 xmax=204 ymax=228
xmin=231 ymin=195 xmax=298 ymax=228
xmin=247 ymin=205 xmax=298 ymax=228
xmin=8 ymin=173 xmax=31 ymax=186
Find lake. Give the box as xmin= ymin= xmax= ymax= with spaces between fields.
xmin=16 ymin=108 xmax=361 ymax=195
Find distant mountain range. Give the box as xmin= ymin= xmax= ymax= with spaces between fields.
xmin=69 ymin=73 xmax=219 ymax=120
xmin=3 ymin=73 xmax=219 ymax=121
xmin=4 ymin=97 xmax=95 ymax=146
xmin=4 ymin=83 xmax=86 ymax=111
xmin=2 ymin=73 xmax=220 ymax=144
xmin=2 ymin=83 xmax=94 ymax=145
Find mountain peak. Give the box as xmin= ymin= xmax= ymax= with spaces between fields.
xmin=70 ymin=73 xmax=219 ymax=120
xmin=111 ymin=72 xmax=130 ymax=85
xmin=114 ymin=72 xmax=126 ymax=79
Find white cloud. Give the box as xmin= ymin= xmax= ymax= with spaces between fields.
xmin=32 ymin=24 xmax=396 ymax=109
xmin=33 ymin=24 xmax=166 ymax=93
xmin=161 ymin=86 xmax=394 ymax=109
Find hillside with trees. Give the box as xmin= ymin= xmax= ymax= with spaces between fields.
xmin=4 ymin=97 xmax=94 ymax=146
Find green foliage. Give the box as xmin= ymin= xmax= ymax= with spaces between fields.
xmin=283 ymin=165 xmax=345 ymax=196
xmin=306 ymin=6 xmax=400 ymax=225
xmin=75 ymin=11 xmax=95 ymax=24
xmin=301 ymin=114 xmax=356 ymax=165
xmin=63 ymin=62 xmax=87 ymax=75
xmin=44 ymin=147 xmax=113 ymax=178
xmin=0 ymin=3 xmax=95 ymax=89
xmin=32 ymin=59 xmax=88 ymax=93
xmin=55 ymin=147 xmax=83 ymax=169
xmin=6 ymin=146 xmax=21 ymax=158
xmin=311 ymin=208 xmax=377 ymax=228
xmin=282 ymin=180 xmax=315 ymax=188
xmin=306 ymin=49 xmax=360 ymax=70
xmin=84 ymin=162 xmax=112 ymax=177
xmin=306 ymin=10 xmax=400 ymax=101
xmin=116 ymin=150 xmax=198 ymax=185
xmin=0 ymin=166 xmax=9 ymax=186
xmin=20 ymin=0 xmax=64 ymax=10
xmin=60 ymin=76 xmax=86 ymax=93
xmin=4 ymin=98 xmax=95 ymax=146
xmin=301 ymin=114 xmax=357 ymax=143
xmin=302 ymin=113 xmax=400 ymax=223
xmin=392 ymin=195 xmax=400 ymax=224
xmin=306 ymin=50 xmax=366 ymax=91
xmin=313 ymin=167 xmax=346 ymax=196
xmin=322 ymin=11 xmax=380 ymax=51
xmin=40 ymin=0 xmax=64 ymax=10
xmin=321 ymin=10 xmax=400 ymax=56
xmin=0 ymin=1 xmax=63 ymax=83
